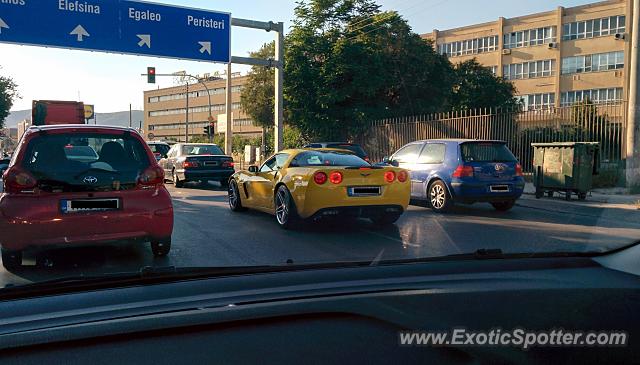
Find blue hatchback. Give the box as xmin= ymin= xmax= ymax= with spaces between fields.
xmin=384 ymin=139 xmax=525 ymax=212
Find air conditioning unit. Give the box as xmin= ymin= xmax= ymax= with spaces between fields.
xmin=502 ymin=48 xmax=511 ymax=55
xmin=548 ymin=42 xmax=557 ymax=49
xmin=573 ymin=75 xmax=580 ymax=81
xmin=615 ymin=33 xmax=626 ymax=40
xmin=615 ymin=70 xmax=624 ymax=78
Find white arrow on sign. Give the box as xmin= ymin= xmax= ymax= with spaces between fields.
xmin=0 ymin=18 xmax=9 ymax=34
xmin=137 ymin=34 xmax=151 ymax=48
xmin=70 ymin=25 xmax=89 ymax=42
xmin=198 ymin=41 xmax=212 ymax=55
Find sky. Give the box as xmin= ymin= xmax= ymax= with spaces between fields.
xmin=2 ymin=0 xmax=596 ymax=112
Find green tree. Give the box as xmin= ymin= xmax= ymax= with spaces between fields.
xmin=285 ymin=0 xmax=454 ymax=141
xmin=240 ymin=42 xmax=275 ymax=129
xmin=450 ymin=59 xmax=519 ymax=111
xmin=0 ymin=70 xmax=20 ymax=129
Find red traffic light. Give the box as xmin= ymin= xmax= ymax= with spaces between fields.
xmin=149 ymin=68 xmax=155 ymax=74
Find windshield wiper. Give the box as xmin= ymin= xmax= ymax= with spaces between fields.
xmin=0 ymin=265 xmax=289 ymax=299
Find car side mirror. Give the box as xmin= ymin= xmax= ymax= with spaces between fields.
xmin=382 ymin=157 xmax=400 ymax=167
xmin=248 ymin=165 xmax=259 ymax=173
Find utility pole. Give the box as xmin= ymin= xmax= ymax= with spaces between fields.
xmin=627 ymin=0 xmax=640 ymax=187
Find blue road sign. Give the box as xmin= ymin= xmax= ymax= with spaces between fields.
xmin=0 ymin=0 xmax=231 ymax=63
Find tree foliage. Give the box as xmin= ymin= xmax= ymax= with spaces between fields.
xmin=240 ymin=42 xmax=276 ymax=129
xmin=0 ymin=70 xmax=20 ymax=129
xmin=449 ymin=59 xmax=519 ymax=111
xmin=285 ymin=0 xmax=454 ymax=141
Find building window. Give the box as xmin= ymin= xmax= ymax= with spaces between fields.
xmin=560 ymin=88 xmax=623 ymax=106
xmin=437 ymin=35 xmax=499 ymax=57
xmin=147 ymin=85 xmax=244 ymax=103
xmin=561 ymin=51 xmax=624 ymax=75
xmin=503 ymin=59 xmax=555 ymax=80
xmin=562 ymin=15 xmax=625 ymax=40
xmin=518 ymin=93 xmax=555 ymax=111
xmin=487 ymin=65 xmax=498 ymax=75
xmin=503 ymin=26 xmax=556 ymax=49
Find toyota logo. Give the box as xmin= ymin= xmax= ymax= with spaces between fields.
xmin=494 ymin=164 xmax=507 ymax=172
xmin=83 ymin=176 xmax=98 ymax=184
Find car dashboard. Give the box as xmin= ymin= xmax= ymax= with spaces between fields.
xmin=0 ymin=246 xmax=638 ymax=364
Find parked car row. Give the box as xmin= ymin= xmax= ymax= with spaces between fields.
xmin=226 ymin=139 xmax=525 ymax=229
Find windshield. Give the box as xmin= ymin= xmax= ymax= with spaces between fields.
xmin=0 ymin=0 xmax=639 ymax=301
xmin=182 ymin=144 xmax=224 ymax=156
xmin=19 ymin=133 xmax=151 ymax=192
xmin=292 ymin=151 xmax=369 ymax=167
xmin=149 ymin=143 xmax=170 ymax=156
xmin=461 ymin=142 xmax=518 ymax=163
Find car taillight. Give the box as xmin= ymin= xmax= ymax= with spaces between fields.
xmin=314 ymin=171 xmax=328 ymax=185
xmin=138 ymin=165 xmax=164 ymax=186
xmin=515 ymin=163 xmax=524 ymax=177
xmin=222 ymin=161 xmax=235 ymax=168
xmin=397 ymin=170 xmax=408 ymax=183
xmin=329 ymin=171 xmax=343 ymax=184
xmin=183 ymin=160 xmax=199 ymax=168
xmin=3 ymin=167 xmax=37 ymax=193
xmin=384 ymin=171 xmax=396 ymax=183
xmin=452 ymin=165 xmax=474 ymax=178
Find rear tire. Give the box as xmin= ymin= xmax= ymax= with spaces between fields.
xmin=428 ymin=180 xmax=452 ymax=213
xmin=151 ymin=239 xmax=171 ymax=257
xmin=173 ymin=170 xmax=184 ymax=188
xmin=2 ymin=249 xmax=22 ymax=270
xmin=228 ymin=181 xmax=247 ymax=212
xmin=491 ymin=200 xmax=516 ymax=212
xmin=275 ymin=186 xmax=299 ymax=230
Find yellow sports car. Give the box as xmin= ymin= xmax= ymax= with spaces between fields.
xmin=227 ymin=149 xmax=411 ymax=229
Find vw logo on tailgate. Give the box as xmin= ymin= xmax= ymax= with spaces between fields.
xmin=83 ymin=176 xmax=98 ymax=184
xmin=494 ymin=164 xmax=507 ymax=173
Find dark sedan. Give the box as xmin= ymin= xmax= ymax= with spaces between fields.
xmin=159 ymin=143 xmax=234 ymax=188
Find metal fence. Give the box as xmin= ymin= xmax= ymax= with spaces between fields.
xmin=354 ymin=102 xmax=627 ymax=173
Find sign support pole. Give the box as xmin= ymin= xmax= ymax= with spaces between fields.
xmin=225 ymin=63 xmax=233 ymax=155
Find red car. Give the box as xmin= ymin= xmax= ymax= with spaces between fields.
xmin=0 ymin=125 xmax=173 ymax=269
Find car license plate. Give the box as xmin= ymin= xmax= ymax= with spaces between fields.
xmin=348 ymin=186 xmax=381 ymax=197
xmin=60 ymin=199 xmax=120 ymax=213
xmin=489 ymin=185 xmax=510 ymax=193
xmin=203 ymin=161 xmax=218 ymax=167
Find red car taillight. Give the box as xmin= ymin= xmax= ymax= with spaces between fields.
xmin=3 ymin=167 xmax=37 ymax=194
xmin=222 ymin=161 xmax=235 ymax=168
xmin=314 ymin=171 xmax=328 ymax=185
xmin=384 ymin=171 xmax=396 ymax=183
xmin=452 ymin=165 xmax=474 ymax=178
xmin=183 ymin=160 xmax=199 ymax=168
xmin=397 ymin=170 xmax=408 ymax=183
xmin=329 ymin=171 xmax=343 ymax=184
xmin=138 ymin=165 xmax=164 ymax=186
xmin=515 ymin=163 xmax=524 ymax=177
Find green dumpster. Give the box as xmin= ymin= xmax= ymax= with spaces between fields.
xmin=531 ymin=142 xmax=599 ymax=201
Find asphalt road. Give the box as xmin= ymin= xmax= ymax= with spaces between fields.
xmin=2 ymin=181 xmax=640 ymax=286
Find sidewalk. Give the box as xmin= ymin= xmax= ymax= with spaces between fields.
xmin=523 ymin=182 xmax=640 ymax=207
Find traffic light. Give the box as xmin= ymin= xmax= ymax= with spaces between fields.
xmin=147 ymin=67 xmax=156 ymax=84
xmin=203 ymin=125 xmax=212 ymax=136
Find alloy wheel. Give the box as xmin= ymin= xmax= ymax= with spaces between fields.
xmin=275 ymin=189 xmax=289 ymax=225
xmin=430 ymin=184 xmax=446 ymax=210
